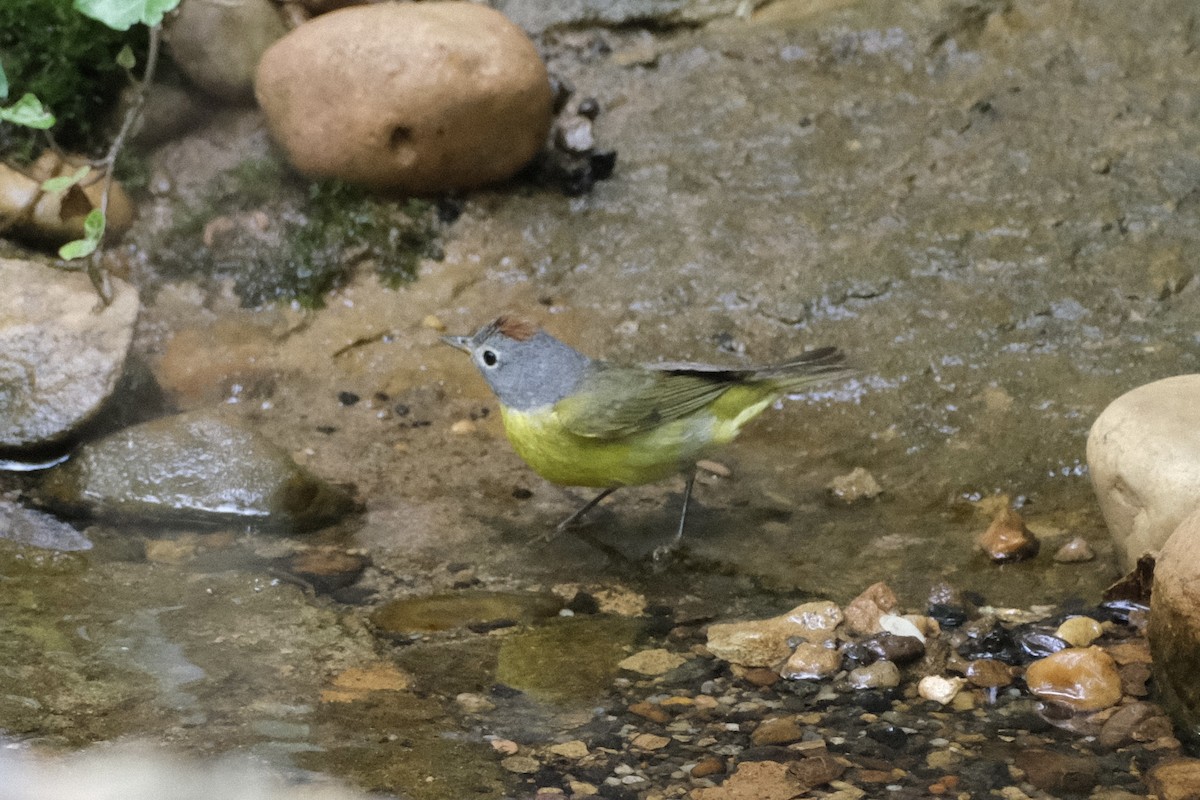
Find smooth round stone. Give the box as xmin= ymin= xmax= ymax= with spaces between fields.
xmin=1024 ymin=647 xmax=1123 ymax=711
xmin=847 ymin=660 xmax=901 ymax=690
xmin=255 ymin=1 xmax=554 ymax=193
xmin=0 ymin=257 xmax=139 ymax=451
xmin=965 ymin=658 xmax=1013 ymax=689
xmin=165 ymin=0 xmax=287 ymax=101
xmin=33 ymin=409 xmax=357 ymax=532
xmin=917 ymin=675 xmax=964 ymax=705
xmin=1054 ymin=616 xmax=1103 ymax=648
xmin=1088 ymin=374 xmax=1200 ymax=569
xmin=843 ymin=581 xmax=898 ymax=636
xmin=781 ymin=641 xmax=842 ymax=680
xmin=370 ymin=590 xmax=563 ymax=634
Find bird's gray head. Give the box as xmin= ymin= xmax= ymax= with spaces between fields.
xmin=443 ymin=317 xmax=592 ymax=410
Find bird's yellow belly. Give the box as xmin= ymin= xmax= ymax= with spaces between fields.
xmin=498 ymin=406 xmax=713 ymax=487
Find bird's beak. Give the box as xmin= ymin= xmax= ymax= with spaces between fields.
xmin=441 ymin=335 xmax=472 ymax=352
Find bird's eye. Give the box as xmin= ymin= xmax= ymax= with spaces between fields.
xmin=482 ymin=349 xmax=498 ymax=367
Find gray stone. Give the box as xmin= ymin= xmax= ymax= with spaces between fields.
xmin=166 ymin=0 xmax=287 ymax=102
xmin=33 ymin=409 xmax=358 ymax=532
xmin=0 ymin=501 xmax=92 ymax=551
xmin=1088 ymin=375 xmax=1200 ymax=569
xmin=0 ymin=258 xmax=139 ymax=451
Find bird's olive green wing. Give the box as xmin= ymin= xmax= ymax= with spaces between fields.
xmin=553 ymin=365 xmax=734 ymax=439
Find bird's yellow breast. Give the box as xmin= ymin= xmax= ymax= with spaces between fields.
xmin=498 ymin=386 xmax=776 ymax=488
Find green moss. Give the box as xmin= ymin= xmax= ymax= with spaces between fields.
xmin=149 ymin=156 xmax=443 ymax=307
xmin=0 ymin=0 xmax=147 ymax=159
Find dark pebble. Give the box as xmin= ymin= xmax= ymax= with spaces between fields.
xmin=566 ymin=591 xmax=600 ymax=614
xmin=854 ymin=689 xmax=896 ymax=713
xmin=512 ymin=487 xmax=533 ymax=500
xmin=850 ymin=632 xmax=925 ymax=665
xmin=393 ymin=403 xmax=411 ymax=417
xmin=927 ymin=602 xmax=970 ymax=628
xmin=490 ymin=683 xmax=523 ymax=699
xmin=1015 ymin=629 xmax=1070 ymax=660
xmin=958 ymin=758 xmax=1013 ymax=790
xmin=866 ymin=723 xmax=910 ymax=751
xmin=597 ymin=784 xmax=638 ymax=800
xmin=337 ymin=391 xmax=360 ymax=406
xmin=1097 ymin=599 xmax=1150 ymax=624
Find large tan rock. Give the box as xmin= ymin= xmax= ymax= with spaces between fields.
xmin=254 ymin=1 xmax=554 ymax=194
xmin=1150 ymin=507 xmax=1200 ymax=742
xmin=1087 ymin=375 xmax=1200 ymax=569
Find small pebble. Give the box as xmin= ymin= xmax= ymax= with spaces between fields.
xmin=491 ymin=739 xmax=519 ymax=755
xmin=844 ymin=582 xmax=899 ymax=636
xmin=696 ymin=459 xmax=732 ymax=478
xmin=421 ymin=314 xmax=446 ymax=331
xmin=631 ymin=732 xmax=670 ymax=750
xmin=750 ymin=716 xmax=805 ymax=746
xmin=500 ymin=755 xmax=540 ymax=774
xmin=917 ymin=675 xmax=965 ymax=705
xmin=847 ymin=660 xmax=901 ymax=689
xmin=1054 ymin=615 xmax=1103 ymax=647
xmin=690 ymin=756 xmax=726 ymax=778
xmin=965 ymin=658 xmax=1013 ymax=689
xmin=1053 ymin=535 xmax=1096 ymax=562
xmin=978 ymin=507 xmax=1040 ymax=561
xmin=548 ymin=740 xmax=589 ymax=759
xmin=628 ymin=701 xmax=670 ymax=723
xmin=782 ymin=641 xmax=842 ymax=680
xmin=449 ymin=419 xmax=477 ymax=435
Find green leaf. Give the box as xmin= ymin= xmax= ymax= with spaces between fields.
xmin=0 ymin=93 xmax=56 ymax=129
xmin=58 ymin=209 xmax=106 ymax=260
xmin=41 ymin=165 xmax=93 ymax=194
xmin=0 ymin=63 xmax=8 ymax=102
xmin=116 ymin=44 xmax=137 ymax=70
xmin=73 ymin=0 xmax=182 ymax=31
xmin=59 ymin=238 xmax=100 ymax=260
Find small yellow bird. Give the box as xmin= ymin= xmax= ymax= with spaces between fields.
xmin=444 ymin=316 xmax=847 ymax=552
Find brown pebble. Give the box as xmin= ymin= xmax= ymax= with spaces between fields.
xmin=627 ymin=701 xmax=670 ymax=724
xmin=631 ymin=732 xmax=670 ymax=751
xmin=741 ymin=666 xmax=780 ymax=687
xmin=1014 ymin=748 xmax=1099 ymax=794
xmin=1106 ymin=639 xmax=1152 ymax=665
xmin=1098 ymin=702 xmax=1160 ymax=749
xmin=1025 ymin=646 xmax=1123 ymax=711
xmin=786 ymin=754 xmax=847 ymax=790
xmin=844 ymin=581 xmax=899 ymax=636
xmin=1146 ymin=757 xmax=1200 ymax=800
xmin=978 ymin=507 xmax=1040 ymax=562
xmin=1053 ymin=535 xmax=1095 ymax=562
xmin=1120 ymin=662 xmax=1152 ymax=697
xmin=691 ymin=756 xmax=726 ymax=778
xmin=966 ymin=658 xmax=1014 ymax=688
xmin=750 ymin=716 xmax=805 ymax=746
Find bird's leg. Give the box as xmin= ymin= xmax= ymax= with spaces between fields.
xmin=653 ymin=469 xmax=697 ymax=562
xmin=552 ymin=487 xmax=618 ymax=535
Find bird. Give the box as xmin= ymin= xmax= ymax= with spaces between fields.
xmin=443 ymin=316 xmax=848 ymax=555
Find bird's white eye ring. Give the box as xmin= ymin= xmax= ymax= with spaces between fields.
xmin=482 ymin=349 xmax=498 ymax=367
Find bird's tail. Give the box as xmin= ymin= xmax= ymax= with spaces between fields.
xmin=758 ymin=346 xmax=851 ymax=391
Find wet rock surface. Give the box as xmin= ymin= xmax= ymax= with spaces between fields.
xmin=33 ymin=409 xmax=358 ymax=531
xmin=1088 ymin=374 xmax=1200 ymax=569
xmin=0 ymin=257 xmax=139 ymax=452
xmin=255 ymin=1 xmax=554 ymax=192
